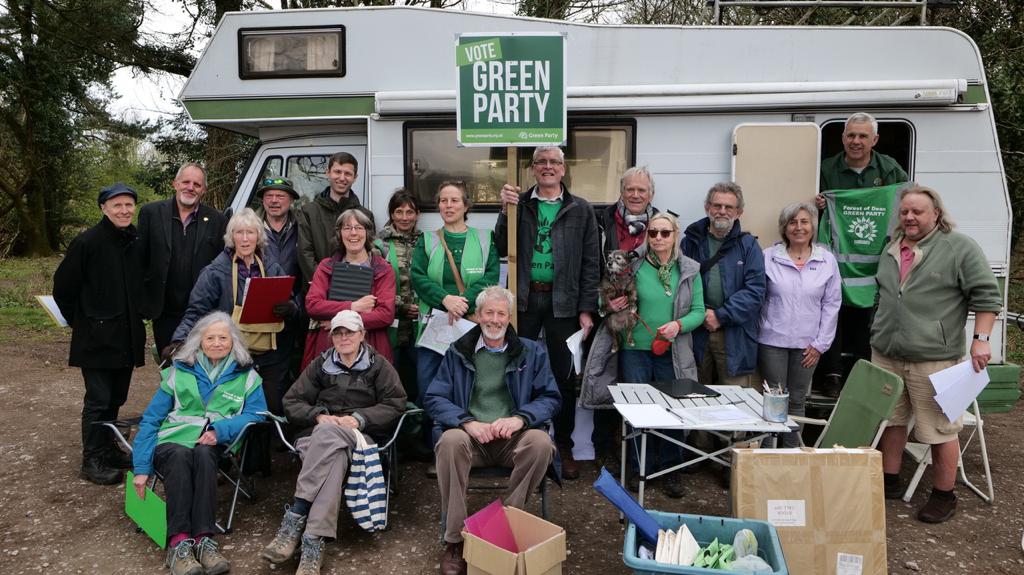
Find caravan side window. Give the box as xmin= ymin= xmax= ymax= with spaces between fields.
xmin=405 ymin=121 xmax=635 ymax=211
xmin=820 ymin=118 xmax=915 ymax=178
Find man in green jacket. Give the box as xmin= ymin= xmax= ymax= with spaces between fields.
xmin=297 ymin=152 xmax=369 ymax=286
xmin=872 ymin=184 xmax=1001 ymax=524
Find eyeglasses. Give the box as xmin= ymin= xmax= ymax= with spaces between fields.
xmin=647 ymin=229 xmax=673 ymax=239
xmin=331 ymin=329 xmax=359 ymax=338
xmin=533 ymin=159 xmax=564 ymax=167
xmin=341 ymin=225 xmax=365 ymax=233
xmin=708 ymin=202 xmax=739 ymax=213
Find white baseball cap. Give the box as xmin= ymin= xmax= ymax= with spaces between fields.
xmin=330 ymin=310 xmax=364 ymax=333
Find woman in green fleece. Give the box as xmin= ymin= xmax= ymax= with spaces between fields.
xmin=410 ymin=181 xmax=500 ymax=408
xmin=585 ymin=212 xmax=704 ymax=498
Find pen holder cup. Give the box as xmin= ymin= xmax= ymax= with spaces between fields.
xmin=762 ymin=392 xmax=790 ymax=423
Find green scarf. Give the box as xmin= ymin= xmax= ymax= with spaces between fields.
xmin=197 ymin=352 xmax=234 ymax=384
xmin=646 ymin=251 xmax=675 ymax=296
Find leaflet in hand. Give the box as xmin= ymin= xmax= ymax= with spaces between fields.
xmin=416 ymin=309 xmax=476 ymax=355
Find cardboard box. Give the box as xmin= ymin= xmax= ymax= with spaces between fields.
xmin=731 ymin=448 xmax=887 ymax=575
xmin=463 ymin=506 xmax=567 ymax=575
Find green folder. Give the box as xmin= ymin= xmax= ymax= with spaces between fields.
xmin=125 ymin=471 xmax=167 ymax=549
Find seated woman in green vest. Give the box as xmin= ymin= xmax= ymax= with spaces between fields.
xmin=132 ymin=311 xmax=268 ymax=575
xmin=410 ymin=180 xmax=500 ymax=408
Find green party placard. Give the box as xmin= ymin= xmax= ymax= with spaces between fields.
xmin=456 ymin=33 xmax=566 ymax=147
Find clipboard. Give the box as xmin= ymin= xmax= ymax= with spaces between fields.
xmin=649 ymin=379 xmax=720 ymax=399
xmin=238 ymin=276 xmax=295 ymax=323
xmin=35 ymin=295 xmax=68 ymax=327
xmin=125 ymin=471 xmax=167 ymax=549
xmin=328 ymin=261 xmax=373 ymax=301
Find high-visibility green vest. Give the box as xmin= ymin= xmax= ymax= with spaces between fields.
xmin=817 ymin=183 xmax=903 ymax=308
xmin=418 ymin=227 xmax=491 ymax=324
xmin=156 ymin=365 xmax=261 ymax=452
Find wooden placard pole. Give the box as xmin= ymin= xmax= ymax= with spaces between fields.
xmin=506 ymin=146 xmax=518 ymax=331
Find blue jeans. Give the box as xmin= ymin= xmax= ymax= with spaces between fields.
xmin=621 ymin=350 xmax=686 ymax=474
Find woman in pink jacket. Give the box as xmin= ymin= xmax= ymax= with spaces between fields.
xmin=302 ymin=209 xmax=396 ymax=368
xmin=758 ymin=202 xmax=841 ymax=447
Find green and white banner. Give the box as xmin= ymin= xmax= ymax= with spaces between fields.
xmin=455 ymin=33 xmax=566 ymax=147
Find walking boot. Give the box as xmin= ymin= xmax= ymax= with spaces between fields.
xmin=917 ymin=490 xmax=957 ymax=523
xmin=80 ymin=458 xmax=122 ymax=485
xmin=439 ymin=541 xmax=466 ymax=575
xmin=295 ymin=535 xmax=325 ymax=575
xmin=166 ymin=539 xmax=203 ymax=575
xmin=196 ymin=536 xmax=231 ymax=575
xmin=262 ymin=506 xmax=307 ymax=564
xmin=104 ymin=446 xmax=133 ymax=470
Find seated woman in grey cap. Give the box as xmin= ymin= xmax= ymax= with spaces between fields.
xmin=263 ymin=310 xmax=406 ymax=575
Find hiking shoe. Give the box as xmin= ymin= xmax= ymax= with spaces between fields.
xmin=196 ymin=536 xmax=230 ymax=575
xmin=883 ymin=473 xmax=904 ymax=500
xmin=80 ymin=458 xmax=122 ymax=485
xmin=917 ymin=491 xmax=957 ymax=523
xmin=166 ymin=539 xmax=203 ymax=575
xmin=439 ymin=541 xmax=467 ymax=575
xmin=262 ymin=506 xmax=307 ymax=564
xmin=296 ymin=535 xmax=325 ymax=575
xmin=663 ymin=473 xmax=685 ymax=499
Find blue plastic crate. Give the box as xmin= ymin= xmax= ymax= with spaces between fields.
xmin=623 ymin=511 xmax=788 ymax=575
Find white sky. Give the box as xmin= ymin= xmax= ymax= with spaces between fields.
xmin=110 ymin=1 xmax=520 ymax=124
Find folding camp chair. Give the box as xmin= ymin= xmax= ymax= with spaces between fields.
xmin=792 ymin=359 xmax=904 ymax=449
xmin=901 ymin=399 xmax=993 ymax=504
xmin=265 ymin=407 xmax=424 ymax=530
xmin=101 ymin=417 xmax=265 ymax=534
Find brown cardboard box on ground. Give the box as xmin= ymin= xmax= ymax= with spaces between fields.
xmin=731 ymin=448 xmax=888 ymax=575
xmin=462 ymin=506 xmax=567 ymax=575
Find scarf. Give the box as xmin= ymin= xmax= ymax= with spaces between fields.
xmin=197 ymin=352 xmax=234 ymax=384
xmin=646 ymin=251 xmax=675 ymax=296
xmin=616 ymin=200 xmax=654 ymax=236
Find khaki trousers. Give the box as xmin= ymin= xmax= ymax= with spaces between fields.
xmin=699 ymin=329 xmax=759 ymax=388
xmin=436 ymin=428 xmax=555 ymax=543
xmin=294 ymin=423 xmax=358 ymax=539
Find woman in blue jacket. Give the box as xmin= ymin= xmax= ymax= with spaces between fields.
xmin=132 ymin=312 xmax=267 ymax=575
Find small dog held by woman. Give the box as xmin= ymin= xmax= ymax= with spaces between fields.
xmin=600 ymin=250 xmax=639 ymax=350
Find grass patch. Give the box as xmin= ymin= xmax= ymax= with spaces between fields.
xmin=0 ymin=257 xmax=65 ymax=342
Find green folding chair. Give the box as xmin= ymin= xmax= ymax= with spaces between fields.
xmin=793 ymin=359 xmax=904 ymax=448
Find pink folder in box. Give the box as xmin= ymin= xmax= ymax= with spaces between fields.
xmin=464 ymin=499 xmax=517 ymax=552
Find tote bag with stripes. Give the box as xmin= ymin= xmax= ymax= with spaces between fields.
xmin=343 ymin=429 xmax=388 ymax=531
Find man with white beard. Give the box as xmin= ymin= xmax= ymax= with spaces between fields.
xmin=681 ymin=182 xmax=766 ymax=388
xmin=424 ymin=286 xmax=561 ymax=575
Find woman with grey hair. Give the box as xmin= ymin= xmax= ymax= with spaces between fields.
xmin=132 ymin=311 xmax=268 ymax=575
xmin=302 ymin=208 xmax=397 ymax=368
xmin=757 ymin=202 xmax=841 ymax=447
xmin=168 ymin=207 xmax=297 ymax=414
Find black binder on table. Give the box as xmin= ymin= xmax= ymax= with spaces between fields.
xmin=649 ymin=378 xmax=720 ymax=399
xmin=328 ymin=261 xmax=374 ymax=301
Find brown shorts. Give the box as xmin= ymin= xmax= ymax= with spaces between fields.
xmin=871 ymin=351 xmax=963 ymax=444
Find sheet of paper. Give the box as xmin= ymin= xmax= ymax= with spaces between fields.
xmin=670 ymin=405 xmax=761 ymax=428
xmin=125 ymin=471 xmax=167 ymax=549
xmin=35 ymin=295 xmax=68 ymax=327
xmin=930 ymin=359 xmax=990 ymax=423
xmin=565 ymin=329 xmax=585 ymax=375
xmin=614 ymin=403 xmax=685 ymax=429
xmin=415 ymin=309 xmax=476 ymax=355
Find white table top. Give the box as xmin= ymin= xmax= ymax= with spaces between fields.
xmin=610 ymin=383 xmax=794 ymax=433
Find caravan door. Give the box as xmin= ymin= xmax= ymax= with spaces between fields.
xmin=231 ymin=140 xmax=368 ymax=214
xmin=732 ymin=123 xmax=821 ymax=248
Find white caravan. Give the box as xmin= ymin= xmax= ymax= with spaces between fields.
xmin=180 ymin=6 xmax=1012 ymax=360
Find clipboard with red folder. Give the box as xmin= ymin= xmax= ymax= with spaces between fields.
xmin=238 ymin=276 xmax=295 ymax=324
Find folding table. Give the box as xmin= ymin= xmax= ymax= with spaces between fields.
xmin=610 ymin=383 xmax=796 ymax=505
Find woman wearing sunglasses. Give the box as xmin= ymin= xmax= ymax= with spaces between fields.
xmin=583 ymin=212 xmax=704 ymax=498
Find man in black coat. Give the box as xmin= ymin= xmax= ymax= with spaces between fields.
xmin=137 ymin=162 xmax=228 ymax=352
xmin=54 ymin=183 xmax=147 ymax=485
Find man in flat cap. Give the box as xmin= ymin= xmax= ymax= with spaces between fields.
xmin=54 ymin=183 xmax=147 ymax=484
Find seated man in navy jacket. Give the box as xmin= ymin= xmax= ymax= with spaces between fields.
xmin=424 ymin=285 xmax=561 ymax=575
